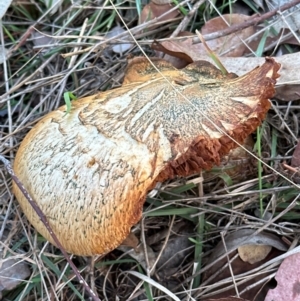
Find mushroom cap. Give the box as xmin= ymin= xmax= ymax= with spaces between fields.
xmin=13 ymin=57 xmax=280 ymax=255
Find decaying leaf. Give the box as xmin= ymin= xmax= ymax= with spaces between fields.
xmin=291 ymin=139 xmax=300 ymax=168
xmin=275 ymin=84 xmax=300 ymax=101
xmin=202 ymin=229 xmax=287 ymax=300
xmin=118 ymin=244 xmax=157 ymax=272
xmin=139 ymin=1 xmax=179 ymax=25
xmin=153 ymin=14 xmax=257 ymax=68
xmin=0 ymin=0 xmax=13 ymax=19
xmin=152 ymin=38 xmax=194 ymax=68
xmin=120 ymin=231 xmax=140 ymax=249
xmin=13 ymin=57 xmax=280 ymax=256
xmin=0 ymin=253 xmax=31 ymax=298
xmin=31 ymin=31 xmax=54 ymax=53
xmin=196 ymin=14 xmax=256 ymax=57
xmin=265 ymin=252 xmax=300 ymax=301
xmin=210 ymin=229 xmax=287 ymax=263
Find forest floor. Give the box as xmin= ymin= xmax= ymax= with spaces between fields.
xmin=1 ymin=1 xmax=300 ymax=300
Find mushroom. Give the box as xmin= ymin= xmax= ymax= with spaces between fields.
xmin=13 ymin=57 xmax=280 ymax=256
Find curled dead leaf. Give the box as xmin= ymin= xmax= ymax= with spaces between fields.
xmin=200 ymin=14 xmax=256 ymax=57
xmin=275 ymin=84 xmax=300 ymax=101
xmin=210 ymin=229 xmax=287 ymax=263
xmin=152 ymin=14 xmax=258 ymax=68
xmin=0 ymin=251 xmax=31 ymax=297
xmin=203 ymin=229 xmax=287 ymax=300
xmin=13 ymin=57 xmax=280 ymax=255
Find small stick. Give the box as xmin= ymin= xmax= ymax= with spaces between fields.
xmin=0 ymin=155 xmax=101 ymax=301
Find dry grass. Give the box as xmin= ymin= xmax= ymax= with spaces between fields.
xmin=1 ymin=1 xmax=300 ymax=300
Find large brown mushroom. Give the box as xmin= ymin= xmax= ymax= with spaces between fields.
xmin=13 ymin=57 xmax=280 ymax=256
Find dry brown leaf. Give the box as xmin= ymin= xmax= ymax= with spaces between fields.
xmin=265 ymin=252 xmax=300 ymax=301
xmin=199 ymin=14 xmax=256 ymax=57
xmin=210 ymin=229 xmax=287 ymax=263
xmin=202 ymin=229 xmax=287 ymax=300
xmin=120 ymin=231 xmax=139 ymax=249
xmin=275 ymin=84 xmax=300 ymax=101
xmin=291 ymin=139 xmax=300 ymax=167
xmin=202 ymin=249 xmax=282 ymax=300
xmin=153 ymin=14 xmax=257 ymax=59
xmin=0 ymin=252 xmax=31 ymax=298
xmin=153 ymin=14 xmax=257 ymax=68
xmin=139 ymin=1 xmax=179 ymax=25
xmin=152 ymin=34 xmax=194 ymax=68
xmin=117 ymin=244 xmax=157 ymax=272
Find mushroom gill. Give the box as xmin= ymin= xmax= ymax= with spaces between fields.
xmin=13 ymin=57 xmax=280 ymax=256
